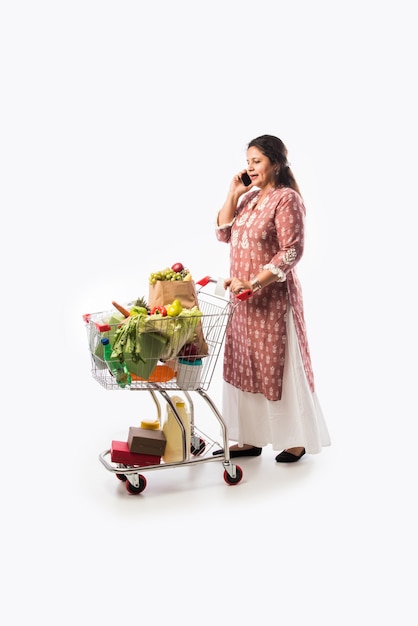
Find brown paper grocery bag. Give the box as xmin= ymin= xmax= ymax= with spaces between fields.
xmin=148 ymin=280 xmax=208 ymax=357
xmin=148 ymin=280 xmax=197 ymax=309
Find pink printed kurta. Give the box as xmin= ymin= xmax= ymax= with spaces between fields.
xmin=216 ymin=187 xmax=315 ymax=402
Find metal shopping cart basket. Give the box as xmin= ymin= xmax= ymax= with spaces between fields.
xmin=83 ymin=277 xmax=251 ymax=494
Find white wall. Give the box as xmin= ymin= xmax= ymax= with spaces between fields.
xmin=2 ymin=1 xmax=416 ymax=623
xmin=4 ymin=0 xmax=413 ymax=451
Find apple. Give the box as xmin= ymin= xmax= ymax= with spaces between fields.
xmin=171 ymin=262 xmax=184 ymax=273
xmin=179 ymin=343 xmax=199 ymax=361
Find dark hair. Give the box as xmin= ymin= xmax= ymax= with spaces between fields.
xmin=247 ymin=134 xmax=301 ymax=194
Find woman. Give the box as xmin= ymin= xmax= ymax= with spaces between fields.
xmin=214 ymin=135 xmax=330 ymax=462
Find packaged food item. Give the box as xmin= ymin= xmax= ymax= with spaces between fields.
xmin=110 ymin=441 xmax=160 ymax=466
xmin=127 ymin=426 xmax=166 ymax=456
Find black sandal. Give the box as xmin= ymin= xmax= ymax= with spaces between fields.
xmin=275 ymin=448 xmax=305 ymax=463
xmin=212 ymin=446 xmax=262 ymax=458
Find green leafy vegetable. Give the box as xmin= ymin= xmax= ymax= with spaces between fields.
xmin=111 ymin=305 xmax=203 ymax=364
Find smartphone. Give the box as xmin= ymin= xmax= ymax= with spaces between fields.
xmin=240 ymin=172 xmax=252 ymax=186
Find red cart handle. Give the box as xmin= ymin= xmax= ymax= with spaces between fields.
xmin=82 ymin=313 xmax=111 ymax=332
xmin=235 ymin=289 xmax=253 ymax=301
xmin=196 ymin=277 xmax=253 ymax=301
xmin=196 ymin=276 xmax=213 ymax=287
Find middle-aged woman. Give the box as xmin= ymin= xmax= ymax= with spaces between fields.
xmin=213 ymin=134 xmax=331 ymax=463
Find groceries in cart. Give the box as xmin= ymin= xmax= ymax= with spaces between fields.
xmin=84 ymin=269 xmax=245 ymax=494
xmin=84 ymin=263 xmax=210 ymax=389
xmin=110 ymin=397 xmax=191 ymax=468
xmin=111 ymin=419 xmax=168 ymax=467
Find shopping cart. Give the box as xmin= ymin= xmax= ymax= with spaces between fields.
xmin=83 ymin=277 xmax=252 ymax=494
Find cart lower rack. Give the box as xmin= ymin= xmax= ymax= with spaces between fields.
xmin=83 ymin=278 xmax=249 ymax=494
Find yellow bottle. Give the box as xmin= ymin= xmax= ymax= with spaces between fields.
xmin=162 ymin=396 xmax=190 ymax=463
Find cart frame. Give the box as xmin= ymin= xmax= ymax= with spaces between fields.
xmin=84 ymin=277 xmax=250 ymax=493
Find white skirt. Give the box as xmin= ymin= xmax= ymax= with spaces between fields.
xmin=221 ymin=307 xmax=331 ymax=454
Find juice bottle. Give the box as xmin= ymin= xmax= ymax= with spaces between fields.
xmin=162 ymin=396 xmax=190 ymax=463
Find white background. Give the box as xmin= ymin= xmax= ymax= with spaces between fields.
xmin=1 ymin=1 xmax=417 ymax=624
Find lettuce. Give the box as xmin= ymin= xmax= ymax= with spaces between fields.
xmin=111 ymin=306 xmax=203 ymax=367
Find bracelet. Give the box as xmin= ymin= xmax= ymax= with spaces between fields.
xmin=250 ymin=278 xmax=262 ymax=293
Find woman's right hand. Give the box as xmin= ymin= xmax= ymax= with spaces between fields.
xmin=218 ymin=171 xmax=253 ymax=227
xmin=229 ymin=170 xmax=253 ymax=194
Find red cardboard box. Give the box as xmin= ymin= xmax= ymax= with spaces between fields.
xmin=111 ymin=441 xmax=161 ymax=466
xmin=128 ymin=427 xmax=166 ymax=456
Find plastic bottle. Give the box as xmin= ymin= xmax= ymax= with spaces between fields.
xmin=101 ymin=337 xmax=131 ymax=388
xmin=176 ymin=357 xmax=203 ymax=389
xmin=162 ymin=396 xmax=191 ymax=463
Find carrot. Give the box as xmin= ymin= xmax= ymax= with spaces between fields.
xmin=112 ymin=301 xmax=130 ymax=318
xmin=131 ymin=365 xmax=176 ymax=383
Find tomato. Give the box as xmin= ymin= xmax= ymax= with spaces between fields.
xmin=150 ymin=305 xmax=167 ymax=317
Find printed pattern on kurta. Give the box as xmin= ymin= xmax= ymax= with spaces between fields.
xmin=216 ymin=187 xmax=315 ymax=401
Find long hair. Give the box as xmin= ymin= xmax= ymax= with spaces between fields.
xmin=247 ymin=135 xmax=301 ymax=195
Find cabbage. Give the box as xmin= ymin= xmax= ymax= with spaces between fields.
xmin=111 ymin=306 xmax=203 ymax=367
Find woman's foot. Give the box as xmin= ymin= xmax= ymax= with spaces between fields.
xmin=275 ymin=447 xmax=306 ymax=463
xmin=213 ymin=444 xmax=262 ymax=458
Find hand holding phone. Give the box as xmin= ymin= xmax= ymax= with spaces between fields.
xmin=240 ymin=172 xmax=252 ymax=186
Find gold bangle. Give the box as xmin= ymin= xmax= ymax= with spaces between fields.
xmin=251 ymin=278 xmax=262 ymax=293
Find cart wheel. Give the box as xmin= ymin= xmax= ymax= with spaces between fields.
xmin=224 ymin=465 xmax=243 ymax=485
xmin=191 ymin=437 xmax=206 ymax=456
xmin=116 ymin=473 xmax=127 ymax=482
xmin=125 ymin=475 xmax=147 ymax=495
